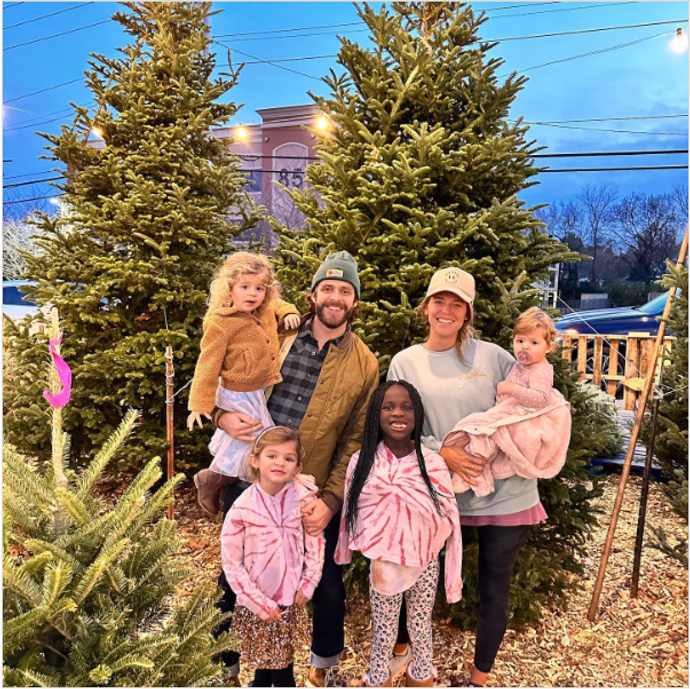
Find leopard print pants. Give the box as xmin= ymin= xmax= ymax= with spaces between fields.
xmin=368 ymin=558 xmax=440 ymax=686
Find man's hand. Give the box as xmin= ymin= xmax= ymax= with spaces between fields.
xmin=217 ymin=411 xmax=263 ymax=443
xmin=294 ymin=591 xmax=309 ymax=607
xmin=496 ymin=381 xmax=515 ymax=397
xmin=265 ymin=607 xmax=282 ymax=623
xmin=187 ymin=411 xmax=211 ymax=431
xmin=301 ymin=498 xmax=334 ymax=536
xmin=284 ymin=313 xmax=301 ymax=330
xmin=439 ymin=445 xmax=488 ymax=487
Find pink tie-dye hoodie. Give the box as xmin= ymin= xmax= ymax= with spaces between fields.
xmin=221 ymin=475 xmax=325 ymax=620
xmin=335 ymin=443 xmax=463 ymax=603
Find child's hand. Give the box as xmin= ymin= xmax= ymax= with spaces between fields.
xmin=187 ymin=411 xmax=211 ymax=431
xmin=294 ymin=592 xmax=308 ymax=607
xmin=284 ymin=313 xmax=301 ymax=330
xmin=265 ymin=607 xmax=282 ymax=623
xmin=496 ymin=381 xmax=515 ymax=397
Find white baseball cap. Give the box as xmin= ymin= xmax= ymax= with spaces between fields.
xmin=425 ymin=267 xmax=475 ymax=304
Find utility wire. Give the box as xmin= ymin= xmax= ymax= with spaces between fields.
xmin=489 ymin=1 xmax=636 ymax=20
xmin=4 ymin=18 xmax=111 ymax=52
xmin=3 ymin=3 xmax=95 ymax=31
xmin=3 ymin=169 xmax=65 ymax=180
xmin=5 ymin=149 xmax=688 ymax=187
xmin=3 ymin=2 xmax=26 ymax=9
xmin=528 ymin=114 xmax=688 ymax=124
xmin=522 ymin=121 xmax=688 ymax=136
xmin=4 ymin=77 xmax=83 ymax=103
xmin=213 ymin=40 xmax=321 ymax=80
xmin=508 ymin=30 xmax=679 ymax=76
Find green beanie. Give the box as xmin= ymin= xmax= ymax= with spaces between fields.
xmin=311 ymin=250 xmax=361 ymax=298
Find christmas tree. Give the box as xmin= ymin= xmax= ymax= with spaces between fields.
xmin=272 ymin=2 xmax=621 ymax=626
xmin=3 ymin=312 xmax=231 ymax=687
xmin=645 ymin=261 xmax=688 ymax=566
xmin=4 ymin=2 xmax=261 ymax=472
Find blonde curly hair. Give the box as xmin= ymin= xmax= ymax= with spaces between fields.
xmin=205 ymin=252 xmax=279 ymax=320
xmin=513 ymin=307 xmax=558 ymax=346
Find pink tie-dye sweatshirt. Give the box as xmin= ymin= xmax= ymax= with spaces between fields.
xmin=221 ymin=475 xmax=325 ymax=620
xmin=335 ymin=443 xmax=463 ymax=603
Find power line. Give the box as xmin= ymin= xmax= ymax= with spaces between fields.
xmin=489 ymin=2 xmax=636 ymax=20
xmin=213 ymin=40 xmax=321 ymax=81
xmin=3 ymin=77 xmax=83 ymax=104
xmin=542 ymin=165 xmax=688 ymax=172
xmin=506 ymin=30 xmax=680 ymax=76
xmin=3 ymin=3 xmax=95 ymax=31
xmin=528 ymin=114 xmax=688 ymax=124
xmin=3 ymin=169 xmax=65 ymax=181
xmin=7 ymin=151 xmax=688 ymax=189
xmin=4 ymin=112 xmax=78 ymax=132
xmin=3 ymin=194 xmax=59 ymax=206
xmin=3 ymin=2 xmax=26 ymax=9
xmin=522 ymin=121 xmax=688 ymax=136
xmin=4 ymin=18 xmax=111 ymax=52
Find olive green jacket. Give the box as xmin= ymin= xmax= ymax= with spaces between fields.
xmin=269 ymin=323 xmax=379 ymax=513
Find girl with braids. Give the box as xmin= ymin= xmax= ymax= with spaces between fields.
xmin=335 ymin=381 xmax=462 ymax=688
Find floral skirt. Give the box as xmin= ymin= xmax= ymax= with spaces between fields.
xmin=231 ymin=604 xmax=311 ymax=669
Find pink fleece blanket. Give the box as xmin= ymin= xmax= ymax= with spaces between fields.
xmin=443 ymin=362 xmax=571 ymax=497
xmin=335 ymin=442 xmax=463 ymax=603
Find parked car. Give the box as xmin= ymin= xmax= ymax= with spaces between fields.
xmin=556 ymin=291 xmax=677 ymax=398
xmin=3 ymin=280 xmax=40 ymax=322
xmin=555 ymin=291 xmax=671 ymax=337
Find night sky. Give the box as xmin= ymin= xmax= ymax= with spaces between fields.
xmin=2 ymin=1 xmax=688 ymax=212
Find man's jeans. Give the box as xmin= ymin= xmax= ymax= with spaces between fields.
xmin=213 ymin=482 xmax=346 ymax=673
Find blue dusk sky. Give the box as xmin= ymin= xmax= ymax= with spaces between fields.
xmin=2 ymin=1 xmax=688 ymax=212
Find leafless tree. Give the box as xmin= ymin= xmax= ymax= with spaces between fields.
xmin=535 ymin=201 xmax=583 ymax=246
xmin=2 ymin=185 xmax=54 ymax=278
xmin=610 ymin=192 xmax=683 ymax=287
xmin=579 ymin=182 xmax=617 ymax=283
xmin=672 ymin=183 xmax=688 ymax=221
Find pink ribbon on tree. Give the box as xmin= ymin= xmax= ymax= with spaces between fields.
xmin=43 ymin=334 xmax=72 ymax=408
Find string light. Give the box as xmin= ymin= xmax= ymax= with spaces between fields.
xmin=235 ymin=125 xmax=248 ymax=139
xmin=91 ymin=126 xmax=103 ymax=138
xmin=316 ymin=115 xmax=330 ymax=130
xmin=671 ymin=27 xmax=688 ymax=52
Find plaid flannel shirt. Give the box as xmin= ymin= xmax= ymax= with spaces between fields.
xmin=267 ymin=317 xmax=349 ymax=429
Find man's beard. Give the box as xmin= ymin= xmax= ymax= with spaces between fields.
xmin=315 ymin=300 xmax=355 ymax=329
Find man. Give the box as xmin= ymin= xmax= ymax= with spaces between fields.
xmin=213 ymin=250 xmax=379 ymax=687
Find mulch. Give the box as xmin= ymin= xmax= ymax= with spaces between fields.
xmin=104 ymin=472 xmax=689 ymax=687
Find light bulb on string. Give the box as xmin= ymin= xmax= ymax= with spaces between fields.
xmin=671 ymin=28 xmax=688 ymax=53
xmin=91 ymin=126 xmax=104 ymax=138
xmin=316 ymin=115 xmax=330 ymax=131
xmin=236 ymin=126 xmax=248 ymax=140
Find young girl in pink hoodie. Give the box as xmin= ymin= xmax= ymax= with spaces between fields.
xmin=335 ymin=381 xmax=463 ymax=688
xmin=221 ymin=426 xmax=325 ymax=687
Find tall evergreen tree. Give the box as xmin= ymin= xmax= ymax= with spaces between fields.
xmin=272 ymin=2 xmax=620 ymax=626
xmin=3 ymin=314 xmax=231 ymax=687
xmin=645 ymin=262 xmax=688 ymax=566
xmin=4 ymin=2 xmax=261 ymax=471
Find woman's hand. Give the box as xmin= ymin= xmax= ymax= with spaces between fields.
xmin=187 ymin=411 xmax=211 ymax=431
xmin=217 ymin=412 xmax=263 ymax=443
xmin=496 ymin=381 xmax=515 ymax=396
xmin=439 ymin=445 xmax=488 ymax=487
xmin=284 ymin=313 xmax=301 ymax=330
xmin=294 ymin=592 xmax=308 ymax=607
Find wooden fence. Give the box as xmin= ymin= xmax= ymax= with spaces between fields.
xmin=560 ymin=334 xmax=676 ymax=410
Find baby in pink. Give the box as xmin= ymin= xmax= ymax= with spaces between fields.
xmin=444 ymin=307 xmax=571 ymax=497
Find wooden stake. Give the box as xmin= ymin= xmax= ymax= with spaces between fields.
xmin=165 ymin=345 xmax=175 ymax=520
xmin=588 ymin=225 xmax=688 ymax=621
xmin=631 ymin=395 xmax=661 ymax=598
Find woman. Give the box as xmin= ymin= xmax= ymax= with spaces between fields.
xmin=387 ymin=266 xmax=548 ymax=687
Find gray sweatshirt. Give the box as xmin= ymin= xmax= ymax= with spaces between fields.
xmin=387 ymin=340 xmax=540 ymax=516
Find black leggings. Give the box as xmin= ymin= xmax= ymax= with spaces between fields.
xmin=253 ymin=663 xmax=295 ymax=687
xmin=396 ymin=523 xmax=531 ymax=674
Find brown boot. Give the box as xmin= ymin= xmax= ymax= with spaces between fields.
xmin=306 ymin=666 xmax=328 ymax=687
xmin=405 ymin=669 xmax=434 ymax=687
xmin=364 ymin=673 xmax=392 ymax=687
xmin=194 ymin=469 xmax=235 ymax=516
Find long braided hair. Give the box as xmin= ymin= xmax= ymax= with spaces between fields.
xmin=344 ymin=380 xmax=444 ymax=537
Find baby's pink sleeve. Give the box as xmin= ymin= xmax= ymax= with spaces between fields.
xmin=511 ymin=363 xmax=554 ymax=409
